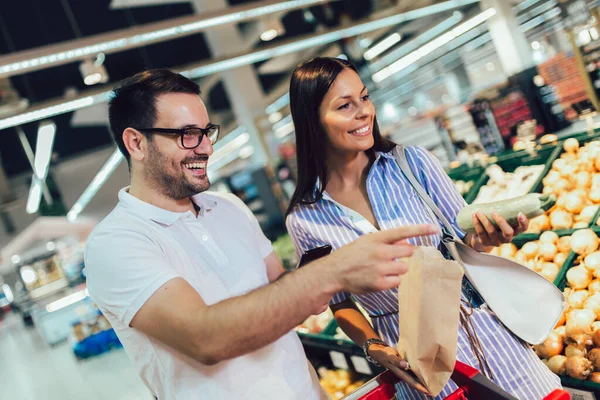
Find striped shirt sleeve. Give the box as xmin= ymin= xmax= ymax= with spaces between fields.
xmin=286 ymin=211 xmax=351 ymax=304
xmin=406 ymin=146 xmax=467 ymax=239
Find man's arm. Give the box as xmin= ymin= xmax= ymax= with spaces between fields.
xmin=264 ymin=251 xmax=286 ymax=282
xmin=130 ymin=224 xmax=436 ymax=366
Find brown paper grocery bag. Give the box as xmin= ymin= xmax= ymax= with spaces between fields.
xmin=396 ymin=246 xmax=464 ymax=396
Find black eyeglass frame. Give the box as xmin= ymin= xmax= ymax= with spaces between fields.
xmin=136 ymin=124 xmax=220 ymax=149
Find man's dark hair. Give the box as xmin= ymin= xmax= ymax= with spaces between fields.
xmin=108 ymin=68 xmax=200 ymax=164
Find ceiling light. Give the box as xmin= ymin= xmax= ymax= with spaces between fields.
xmin=46 ymin=241 xmax=56 ymax=251
xmin=66 ymin=149 xmax=124 ymax=221
xmin=0 ymin=0 xmax=334 ymax=78
xmin=46 ymin=289 xmax=88 ymax=313
xmin=20 ymin=266 xmax=37 ymax=285
xmin=268 ymin=112 xmax=283 ymax=124
xmin=239 ymin=145 xmax=255 ymax=159
xmin=11 ymin=255 xmax=20 ymax=264
xmin=531 ymin=41 xmax=541 ymax=49
xmin=261 ymin=29 xmax=279 ymax=42
xmin=485 ymin=62 xmax=495 ymax=71
xmin=364 ymin=33 xmax=402 ymax=61
xmin=275 ymin=121 xmax=295 ymax=138
xmin=26 ymin=178 xmax=43 ymax=214
xmin=34 ymin=120 xmax=56 ymax=180
xmin=372 ymin=8 xmax=496 ymax=83
xmin=80 ymin=54 xmax=109 ymax=86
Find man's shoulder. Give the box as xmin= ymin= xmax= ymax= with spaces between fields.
xmin=86 ymin=203 xmax=151 ymax=247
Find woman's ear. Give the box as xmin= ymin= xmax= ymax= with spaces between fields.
xmin=123 ymin=128 xmax=146 ymax=162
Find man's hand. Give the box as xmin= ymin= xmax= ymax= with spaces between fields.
xmin=317 ymin=224 xmax=438 ymax=294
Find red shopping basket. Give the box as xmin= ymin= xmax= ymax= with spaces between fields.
xmin=340 ymin=360 xmax=571 ymax=400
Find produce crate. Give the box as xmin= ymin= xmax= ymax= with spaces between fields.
xmin=448 ymin=165 xmax=485 ymax=201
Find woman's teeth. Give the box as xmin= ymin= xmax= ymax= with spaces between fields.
xmin=349 ymin=126 xmax=369 ymax=135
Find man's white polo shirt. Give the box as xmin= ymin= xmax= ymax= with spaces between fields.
xmin=85 ymin=188 xmax=321 ymax=399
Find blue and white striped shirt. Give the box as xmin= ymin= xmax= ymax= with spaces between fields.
xmin=286 ymin=146 xmax=561 ymax=399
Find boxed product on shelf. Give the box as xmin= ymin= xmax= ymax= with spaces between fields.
xmin=71 ymin=309 xmax=122 ymax=359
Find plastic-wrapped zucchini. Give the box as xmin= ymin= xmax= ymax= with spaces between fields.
xmin=457 ymin=193 xmax=556 ymax=233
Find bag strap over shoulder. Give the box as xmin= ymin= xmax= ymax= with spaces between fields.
xmin=391 ymin=145 xmax=460 ymax=241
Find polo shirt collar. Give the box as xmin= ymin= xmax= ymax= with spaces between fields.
xmin=118 ymin=187 xmax=218 ymax=226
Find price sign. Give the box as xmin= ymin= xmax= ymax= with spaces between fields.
xmin=329 ymin=351 xmax=349 ymax=370
xmin=564 ymin=387 xmax=597 ymax=400
xmin=351 ymin=355 xmax=373 ymax=375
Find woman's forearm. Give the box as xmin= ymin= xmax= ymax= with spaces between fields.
xmin=333 ymin=302 xmax=381 ymax=347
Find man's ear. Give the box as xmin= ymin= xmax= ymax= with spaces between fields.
xmin=123 ymin=128 xmax=147 ymax=162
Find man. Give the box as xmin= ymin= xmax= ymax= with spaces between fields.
xmin=84 ymin=69 xmax=436 ymax=399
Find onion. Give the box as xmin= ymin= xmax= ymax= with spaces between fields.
xmin=584 ymin=292 xmax=600 ymax=319
xmin=575 ymin=171 xmax=592 ymax=188
xmin=574 ymin=221 xmax=590 ymax=229
xmin=542 ymin=186 xmax=554 ymax=195
xmin=535 ymin=331 xmax=564 ymax=359
xmin=566 ymin=356 xmax=593 ymax=380
xmin=588 ymin=348 xmax=600 ymax=370
xmin=568 ymin=290 xmax=590 ymax=309
xmin=595 ymin=153 xmax=600 ymax=171
xmin=554 ymin=252 xmax=568 ymax=268
xmin=528 ymin=214 xmax=551 ymax=233
xmin=564 ymin=138 xmax=580 ymax=153
xmin=553 ymin=179 xmax=572 ymax=194
xmin=585 ymin=252 xmax=600 ymax=271
xmin=540 ymin=262 xmax=559 ymax=282
xmin=571 ymin=229 xmax=599 ymax=255
xmin=592 ymin=173 xmax=600 ymax=188
xmin=564 ymin=192 xmax=586 ymax=214
xmin=593 ymin=321 xmax=600 ymax=331
xmin=556 ymin=308 xmax=567 ymax=327
xmin=566 ymin=309 xmax=595 ymax=345
xmin=567 ymin=266 xmax=593 ymax=289
xmin=521 ymin=242 xmax=539 ymax=259
xmin=498 ymin=243 xmax=517 ymax=259
xmin=547 ymin=355 xmax=567 ymax=375
xmin=553 ymin=158 xmax=567 ymax=171
xmin=544 ymin=170 xmax=562 ymax=187
xmin=554 ymin=326 xmax=567 ymax=340
xmin=588 ymin=280 xmax=600 ymax=293
xmin=558 ymin=236 xmax=572 ymax=253
xmin=550 ymin=210 xmax=573 ymax=230
xmin=540 ymin=231 xmax=559 ymax=244
xmin=590 ymin=188 xmax=600 ymax=203
xmin=593 ymin=329 xmax=600 ymax=347
xmin=565 ymin=343 xmax=588 ymax=357
xmin=589 ymin=372 xmax=600 ymax=383
xmin=538 ymin=243 xmax=558 ymax=261
xmin=515 ymin=251 xmax=527 ymax=264
xmin=577 ymin=205 xmax=599 ymax=223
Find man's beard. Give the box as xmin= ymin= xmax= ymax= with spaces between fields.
xmin=144 ymin=141 xmax=210 ymax=200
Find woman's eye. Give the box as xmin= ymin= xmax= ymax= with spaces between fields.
xmin=338 ymin=103 xmax=350 ymax=110
xmin=362 ymin=94 xmax=370 ymax=101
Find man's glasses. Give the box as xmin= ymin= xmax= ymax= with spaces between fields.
xmin=136 ymin=124 xmax=220 ymax=149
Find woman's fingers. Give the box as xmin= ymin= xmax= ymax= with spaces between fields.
xmin=515 ymin=212 xmax=529 ymax=235
xmin=491 ymin=211 xmax=514 ymax=243
xmin=471 ymin=212 xmax=491 ymax=245
xmin=388 ymin=365 xmax=432 ymax=396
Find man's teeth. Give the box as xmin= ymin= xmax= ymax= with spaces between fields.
xmin=184 ymin=162 xmax=206 ymax=169
xmin=350 ymin=126 xmax=369 ymax=134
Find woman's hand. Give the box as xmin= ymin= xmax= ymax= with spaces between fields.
xmin=368 ymin=344 xmax=433 ymax=396
xmin=468 ymin=210 xmax=529 ymax=252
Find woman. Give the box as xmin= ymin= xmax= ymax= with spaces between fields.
xmin=285 ymin=57 xmax=561 ymax=399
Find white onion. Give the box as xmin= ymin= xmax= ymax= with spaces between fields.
xmin=593 ymin=321 xmax=600 ymax=331
xmin=544 ymin=170 xmax=562 ymax=187
xmin=589 ymin=280 xmax=600 ymax=294
xmin=566 ymin=309 xmax=595 ymax=345
xmin=535 ymin=332 xmax=564 ymax=359
xmin=592 ymin=173 xmax=600 ymax=188
xmin=584 ymin=292 xmax=600 ymax=319
xmin=540 ymin=262 xmax=559 ymax=282
xmin=565 ymin=343 xmax=588 ymax=358
xmin=547 ymin=355 xmax=567 ymax=375
xmin=564 ymin=192 xmax=586 ymax=214
xmin=573 ymin=221 xmax=590 ymax=229
xmin=566 ymin=356 xmax=593 ymax=380
xmin=577 ymin=205 xmax=599 ymax=223
xmin=550 ymin=210 xmax=573 ymax=230
xmin=515 ymin=251 xmax=527 ymax=264
xmin=575 ymin=171 xmax=592 ymax=188
xmin=571 ymin=229 xmax=599 ymax=255
xmin=590 ymin=188 xmax=600 ymax=203
xmin=553 ymin=179 xmax=572 ymax=194
xmin=498 ymin=243 xmax=517 ymax=259
xmin=554 ymin=326 xmax=567 ymax=340
xmin=567 ymin=266 xmax=593 ymax=289
xmin=568 ymin=290 xmax=590 ymax=309
xmin=585 ymin=252 xmax=600 ymax=271
xmin=558 ymin=236 xmax=572 ymax=253
xmin=538 ymin=243 xmax=558 ymax=261
xmin=540 ymin=231 xmax=559 ymax=244
xmin=521 ymin=242 xmax=539 ymax=259
xmin=554 ymin=252 xmax=568 ymax=268
xmin=564 ymin=138 xmax=580 ymax=154
xmin=595 ymin=153 xmax=600 ymax=171
xmin=528 ymin=214 xmax=551 ymax=233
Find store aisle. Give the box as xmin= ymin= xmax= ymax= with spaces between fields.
xmin=0 ymin=313 xmax=152 ymax=400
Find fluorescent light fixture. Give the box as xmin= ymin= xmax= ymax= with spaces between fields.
xmin=275 ymin=121 xmax=295 ymax=138
xmin=516 ymin=0 xmax=557 ymax=25
xmin=34 ymin=120 xmax=56 ymax=180
xmin=209 ymin=131 xmax=250 ymax=166
xmin=0 ymin=0 xmax=479 ymax=131
xmin=513 ymin=0 xmax=544 ymax=12
xmin=67 ymin=149 xmax=124 ymax=221
xmin=0 ymin=0 xmax=335 ymax=78
xmin=372 ymin=8 xmax=496 ymax=83
xmin=26 ymin=178 xmax=43 ymax=214
xmin=2 ymin=284 xmax=14 ymax=303
xmin=268 ymin=111 xmax=284 ymax=124
xmin=46 ymin=288 xmax=89 ymax=313
xmin=261 ymin=29 xmax=279 ymax=42
xmin=11 ymin=255 xmax=20 ymax=264
xmin=273 ymin=114 xmax=293 ymax=132
xmin=520 ymin=7 xmax=561 ymax=32
xmin=364 ymin=33 xmax=402 ymax=61
xmin=239 ymin=145 xmax=255 ymax=159
xmin=265 ymin=93 xmax=290 ymax=115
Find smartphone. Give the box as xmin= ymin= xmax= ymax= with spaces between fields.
xmin=297 ymin=245 xmax=333 ymax=268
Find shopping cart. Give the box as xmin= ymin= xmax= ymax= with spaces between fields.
xmin=341 ymin=360 xmax=572 ymax=400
